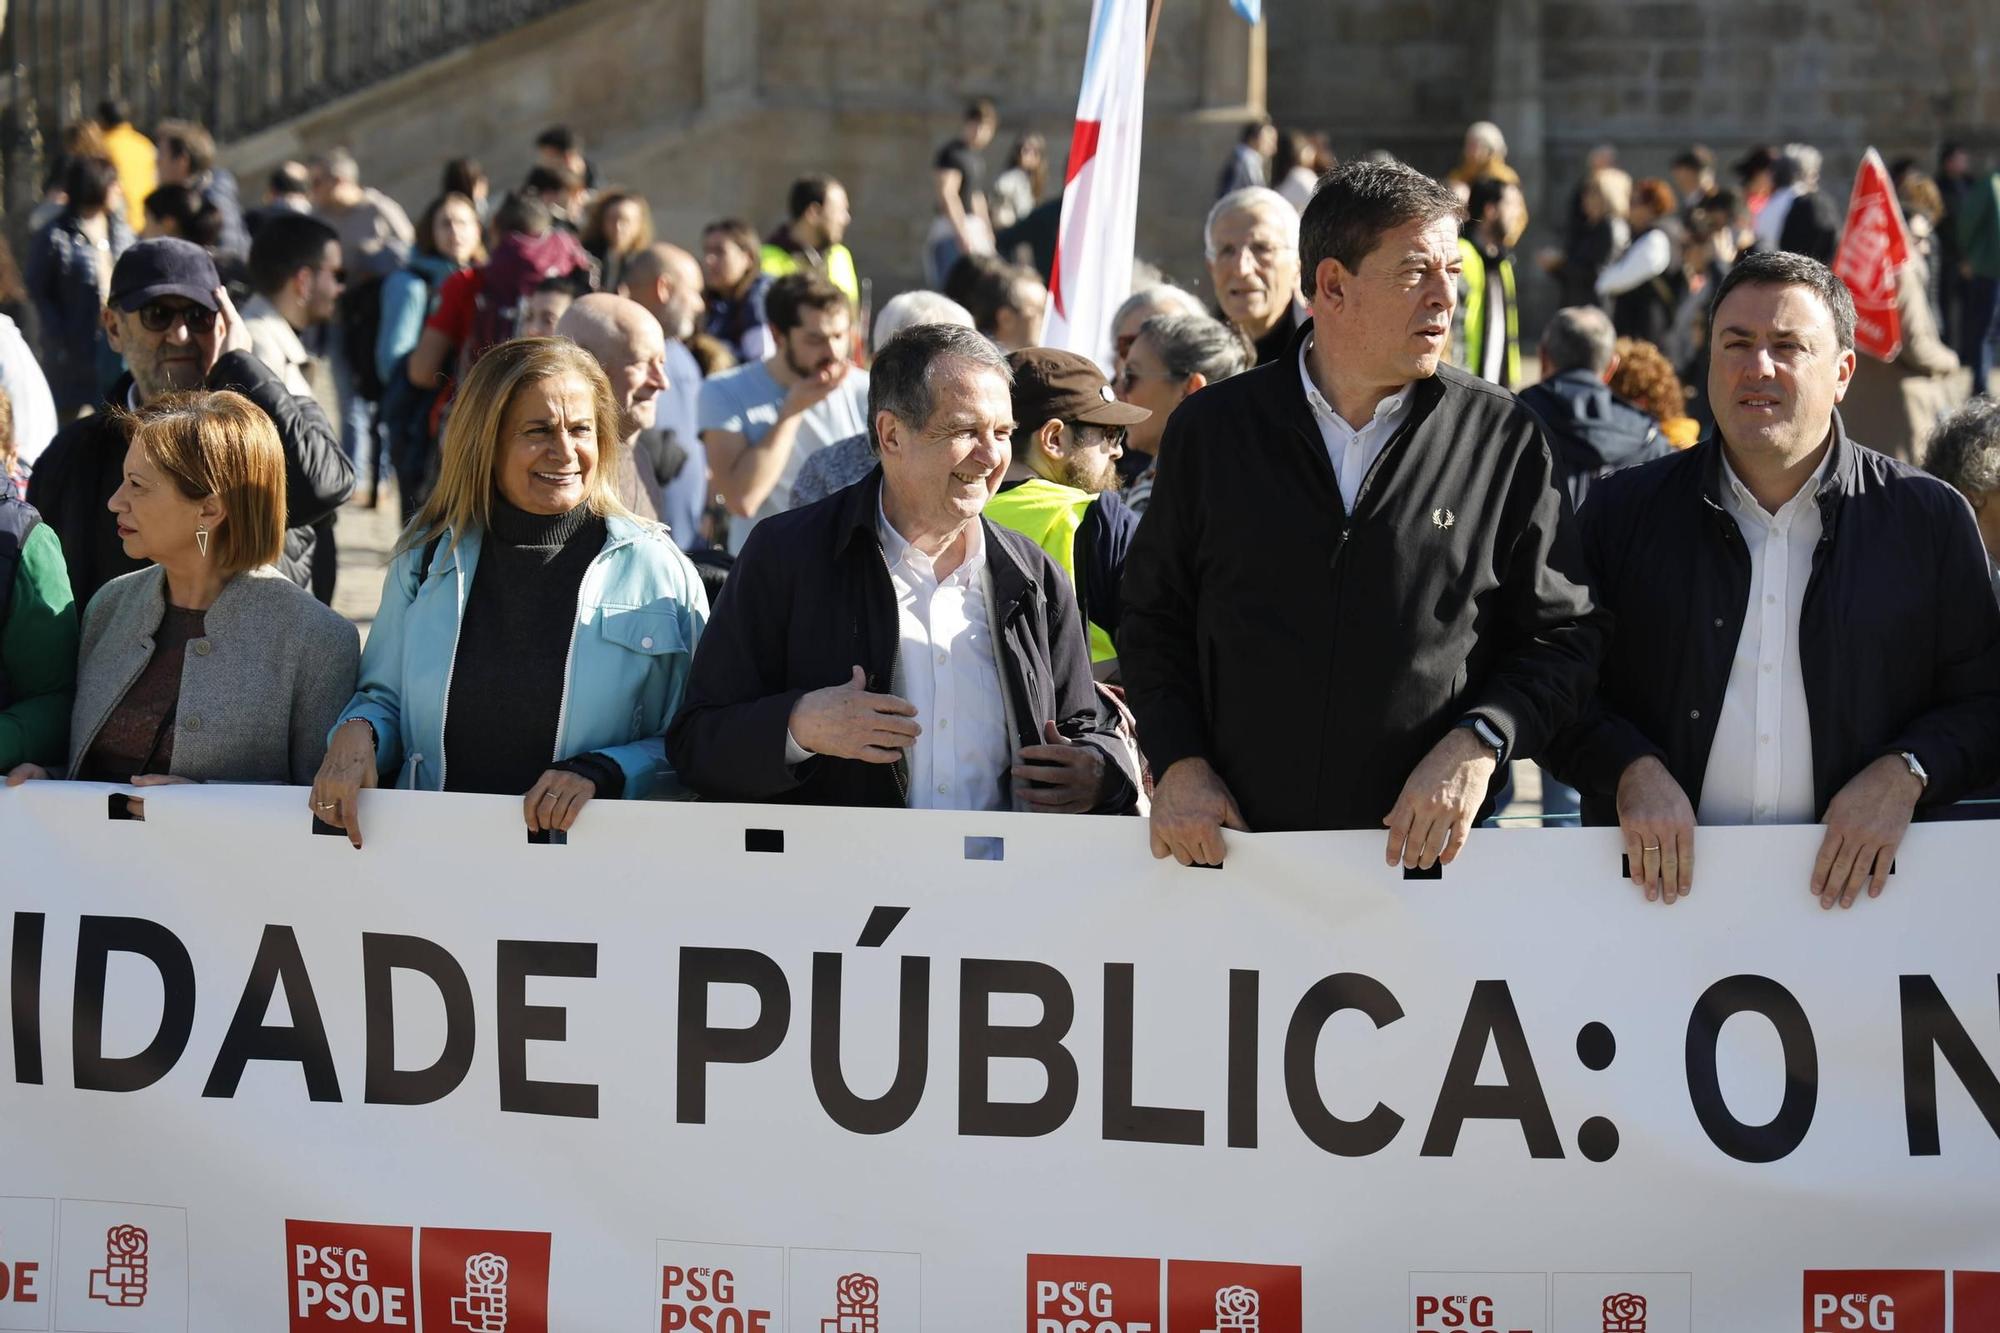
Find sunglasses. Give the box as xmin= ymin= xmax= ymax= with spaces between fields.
xmin=136 ymin=300 xmax=219 ymax=333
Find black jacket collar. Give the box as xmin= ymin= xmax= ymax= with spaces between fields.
xmin=1697 ymin=410 xmax=1858 ymax=527
xmin=831 ymin=467 xmax=1041 ymax=613
xmin=1281 ymin=317 xmax=1448 ymax=475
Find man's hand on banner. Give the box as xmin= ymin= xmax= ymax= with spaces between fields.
xmin=1812 ymin=754 xmax=1921 ymax=911
xmin=789 ymin=666 xmax=921 ymax=763
xmin=1383 ymin=727 xmax=1497 ymax=871
xmin=125 ymin=772 xmax=195 ymax=820
xmin=4 ymin=763 xmax=50 ymax=785
xmin=1149 ymin=756 xmax=1249 ymax=867
xmin=1616 ymin=756 xmax=1697 ymax=904
xmin=1012 ymin=719 xmax=1106 ymax=814
xmin=310 ymin=719 xmax=381 ymax=849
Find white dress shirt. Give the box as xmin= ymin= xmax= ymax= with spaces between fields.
xmin=1299 ymin=335 xmax=1414 ymax=513
xmin=785 ymin=502 xmax=1012 ymax=811
xmin=1697 ymin=450 xmax=1832 ymax=825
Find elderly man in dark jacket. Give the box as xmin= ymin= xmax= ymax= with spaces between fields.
xmin=1122 ymin=159 xmax=1606 ymax=869
xmin=668 ymin=323 xmax=1139 ymax=813
xmin=1517 ymin=305 xmax=1669 ymax=509
xmin=1547 ymin=252 xmax=2000 ymax=911
xmin=28 ymin=238 xmax=352 ymax=609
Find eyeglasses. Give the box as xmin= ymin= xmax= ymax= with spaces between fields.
xmin=136 ymin=301 xmax=219 ymax=333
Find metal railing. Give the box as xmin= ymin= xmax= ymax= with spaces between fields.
xmin=1 ymin=0 xmax=583 ymax=238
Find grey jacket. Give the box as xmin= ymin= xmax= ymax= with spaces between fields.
xmin=69 ymin=565 xmax=359 ymax=783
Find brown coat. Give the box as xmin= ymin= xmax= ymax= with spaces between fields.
xmin=1842 ymin=255 xmax=1970 ymax=464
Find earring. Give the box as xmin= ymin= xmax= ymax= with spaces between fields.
xmin=195 ymin=524 xmax=210 ymax=559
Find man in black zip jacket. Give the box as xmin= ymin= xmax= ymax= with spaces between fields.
xmin=667 ymin=324 xmax=1139 ymax=813
xmin=1546 ymin=251 xmax=2000 ymax=911
xmin=1122 ymin=160 xmax=1605 ymax=868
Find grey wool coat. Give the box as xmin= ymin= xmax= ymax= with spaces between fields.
xmin=69 ymin=565 xmax=359 ymax=784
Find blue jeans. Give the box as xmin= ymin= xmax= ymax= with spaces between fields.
xmin=327 ymin=336 xmax=381 ymax=491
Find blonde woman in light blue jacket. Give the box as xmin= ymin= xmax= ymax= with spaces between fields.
xmin=309 ymin=338 xmax=707 ymax=847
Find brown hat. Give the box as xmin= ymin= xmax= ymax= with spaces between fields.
xmin=1007 ymin=347 xmax=1152 ymax=430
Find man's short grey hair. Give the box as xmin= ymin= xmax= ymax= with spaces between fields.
xmin=1204 ymin=187 xmax=1299 ymax=261
xmin=1539 ymin=306 xmax=1618 ymax=375
xmin=1138 ymin=312 xmax=1253 ymax=385
xmin=1112 ymin=284 xmax=1207 ymax=337
xmin=1781 ymin=142 xmax=1822 ymax=190
xmin=1924 ymin=398 xmax=2000 ymax=499
xmin=871 ymin=290 xmax=974 ymax=354
xmin=310 ymin=147 xmax=360 ymax=183
xmin=866 ymin=323 xmax=1012 ymax=455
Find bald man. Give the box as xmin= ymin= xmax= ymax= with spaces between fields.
xmin=621 ymin=243 xmax=711 ymax=550
xmin=555 ymin=293 xmax=670 ymax=526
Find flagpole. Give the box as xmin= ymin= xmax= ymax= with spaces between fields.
xmin=1144 ymin=0 xmax=1162 ymax=71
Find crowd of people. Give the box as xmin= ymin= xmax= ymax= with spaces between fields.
xmin=4 ymin=96 xmax=2000 ymax=912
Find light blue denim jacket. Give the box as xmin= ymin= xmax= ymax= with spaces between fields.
xmin=335 ymin=515 xmax=708 ymax=797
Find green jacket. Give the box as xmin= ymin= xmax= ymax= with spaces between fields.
xmin=1956 ymin=172 xmax=2000 ymax=279
xmin=0 ymin=520 xmax=79 ymax=769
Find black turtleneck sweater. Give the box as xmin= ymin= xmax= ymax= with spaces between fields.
xmin=443 ymin=498 xmax=616 ymax=797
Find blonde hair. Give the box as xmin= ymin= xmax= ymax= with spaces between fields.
xmin=1589 ymin=167 xmax=1633 ymax=221
xmin=400 ymin=337 xmax=634 ymax=553
xmin=130 ymin=391 xmax=287 ymax=573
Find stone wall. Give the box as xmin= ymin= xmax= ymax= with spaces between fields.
xmin=226 ymin=0 xmax=1263 ymax=313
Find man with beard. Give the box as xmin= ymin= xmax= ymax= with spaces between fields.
xmin=986 ymin=348 xmax=1150 ymax=673
xmin=556 ymin=293 xmax=672 ymax=523
xmin=667 ymin=323 xmax=1139 ymax=814
xmin=1206 ymin=186 xmax=1305 ymax=365
xmin=699 ymin=271 xmax=870 ymax=553
xmin=760 ymin=174 xmax=860 ymax=307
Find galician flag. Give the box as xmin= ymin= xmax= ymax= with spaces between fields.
xmin=1832 ymin=147 xmax=1913 ymax=362
xmin=1043 ymin=0 xmax=1150 ymax=370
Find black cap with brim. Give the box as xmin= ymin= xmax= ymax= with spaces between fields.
xmin=109 ymin=237 xmax=222 ymax=313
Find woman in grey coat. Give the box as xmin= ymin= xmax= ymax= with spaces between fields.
xmin=4 ymin=390 xmax=356 ymax=810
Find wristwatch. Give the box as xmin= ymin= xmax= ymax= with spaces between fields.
xmin=1459 ymin=716 xmax=1507 ymax=764
xmin=1898 ymin=750 xmax=1929 ymax=790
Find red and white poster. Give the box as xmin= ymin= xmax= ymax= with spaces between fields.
xmin=1832 ymin=147 xmax=1913 ymax=361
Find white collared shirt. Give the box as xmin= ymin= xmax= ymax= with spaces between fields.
xmin=784 ymin=502 xmax=1012 ymax=812
xmin=1697 ymin=449 xmax=1833 ymax=825
xmin=1298 ymin=335 xmax=1414 ymax=513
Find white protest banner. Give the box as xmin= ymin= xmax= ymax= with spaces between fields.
xmin=2 ymin=783 xmax=1998 ymax=1332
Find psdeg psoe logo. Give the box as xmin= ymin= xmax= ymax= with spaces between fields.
xmin=285 ymin=1221 xmax=549 ymax=1332
xmin=657 ymin=1240 xmax=782 ymax=1333
xmin=1802 ymin=1271 xmax=1945 ymax=1333
xmin=1412 ymin=1272 xmax=1547 ymax=1333
xmin=819 ymin=1272 xmax=880 ymax=1333
xmin=1028 ymin=1254 xmax=1161 ymax=1332
xmin=1165 ymin=1260 xmax=1303 ymax=1333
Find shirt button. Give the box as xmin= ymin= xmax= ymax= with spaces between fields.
xmin=1766 ymin=594 xmax=1778 ymax=604
xmin=184 ymin=716 xmax=201 ymax=732
xmin=1713 ymin=618 xmax=1724 ymax=629
xmin=640 ymin=635 xmax=654 ymax=649
xmin=940 ymin=717 xmax=950 ymax=728
xmin=1689 ymin=709 xmax=1701 ymax=720
xmin=1761 ymin=663 xmax=1774 ymax=674
xmin=937 ymin=651 xmax=948 ymax=665
xmin=193 ymin=640 xmax=212 ymax=656
xmin=937 ymin=782 xmax=949 ymax=794
xmin=1760 ymin=733 xmax=1771 ymax=744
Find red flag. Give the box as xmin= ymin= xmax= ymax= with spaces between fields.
xmin=1832 ymin=148 xmax=1912 ymax=361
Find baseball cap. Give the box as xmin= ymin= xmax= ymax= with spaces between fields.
xmin=1007 ymin=347 xmax=1152 ymax=429
xmin=109 ymin=238 xmax=222 ymax=313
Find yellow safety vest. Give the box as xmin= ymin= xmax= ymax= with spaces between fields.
xmin=1456 ymin=236 xmax=1521 ymax=389
xmin=982 ymin=478 xmax=1118 ymax=664
xmin=760 ymin=242 xmax=861 ymax=307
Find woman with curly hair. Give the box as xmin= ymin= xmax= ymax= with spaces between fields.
xmin=1608 ymin=337 xmax=1700 ymax=448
